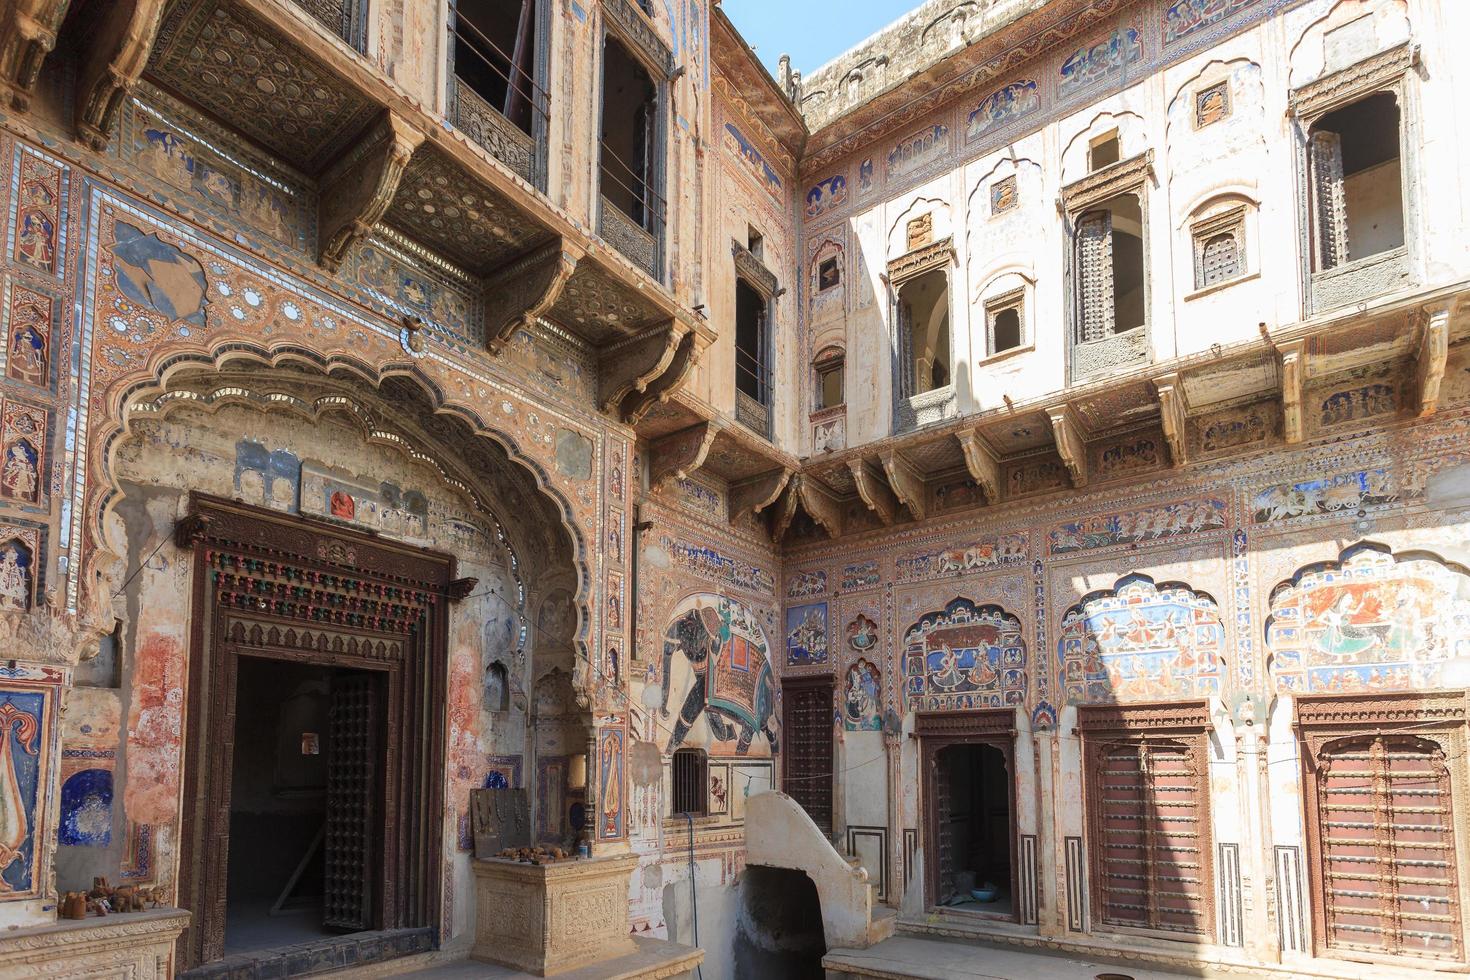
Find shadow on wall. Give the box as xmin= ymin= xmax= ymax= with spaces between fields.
xmin=733 ymin=865 xmax=826 ymax=980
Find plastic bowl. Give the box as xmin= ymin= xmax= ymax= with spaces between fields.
xmin=970 ymin=887 xmax=998 ymax=902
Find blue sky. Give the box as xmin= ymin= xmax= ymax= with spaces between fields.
xmin=722 ymin=0 xmax=918 ymax=78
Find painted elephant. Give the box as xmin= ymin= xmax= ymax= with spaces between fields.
xmin=660 ymin=599 xmax=779 ymax=755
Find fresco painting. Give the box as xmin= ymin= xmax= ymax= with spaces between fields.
xmin=1268 ymin=547 xmax=1470 ymax=694
xmin=843 ymin=660 xmax=882 ymax=731
xmin=966 ymin=80 xmax=1039 ymax=141
xmin=785 ymin=602 xmax=829 ymax=666
xmin=1058 ymin=575 xmax=1224 ymax=704
xmin=1049 ymin=497 xmax=1227 ymax=553
xmin=904 ymin=599 xmax=1027 ymax=712
xmin=1165 ymin=0 xmax=1263 ymax=45
xmin=660 ymin=593 xmax=778 ymax=756
xmin=1253 ymin=468 xmax=1395 ymax=524
xmin=0 ymin=686 xmax=51 ymax=898
xmin=1060 ymin=28 xmax=1143 ymax=98
xmin=805 ymin=175 xmax=848 ymax=219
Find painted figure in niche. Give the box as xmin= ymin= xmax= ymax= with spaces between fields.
xmin=0 ymin=543 xmax=29 ymax=611
xmin=903 ymin=599 xmax=1027 ymax=711
xmin=599 ymin=730 xmax=622 ymax=836
xmin=1 ymin=441 xmax=38 ymax=503
xmin=858 ymin=158 xmax=874 ymax=192
xmin=843 ymin=660 xmax=882 ymax=731
xmin=15 ymin=210 xmax=54 ymax=273
xmin=59 ymin=769 xmax=113 ymax=847
xmin=8 ymin=326 xmax=45 ymax=387
xmin=330 ymin=490 xmax=355 ymax=520
xmin=0 ymin=698 xmax=39 ymax=892
xmin=660 ymin=594 xmax=779 ymax=755
xmin=847 ymin=614 xmax=878 ymax=652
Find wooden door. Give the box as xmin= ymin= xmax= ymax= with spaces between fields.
xmin=781 ymin=676 xmax=833 ymax=836
xmin=324 ymin=673 xmax=380 ymax=931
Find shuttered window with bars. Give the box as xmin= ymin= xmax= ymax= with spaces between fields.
xmin=671 ymin=748 xmax=707 ymax=817
xmin=1313 ymin=734 xmax=1462 ymax=961
xmin=1082 ymin=704 xmax=1213 ymax=939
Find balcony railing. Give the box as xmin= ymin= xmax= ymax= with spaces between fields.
xmin=450 ymin=8 xmax=548 ymax=187
xmin=452 ymin=79 xmax=536 ymax=183
xmin=292 ymin=0 xmax=368 ymax=52
xmin=599 ymin=195 xmax=658 ymax=278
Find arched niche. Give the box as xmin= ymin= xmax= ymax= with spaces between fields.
xmin=1267 ymin=543 xmax=1470 ymax=695
xmin=1057 ymin=574 xmax=1225 ymax=705
xmin=902 ymin=598 xmax=1027 ymax=713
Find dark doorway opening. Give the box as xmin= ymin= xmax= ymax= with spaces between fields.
xmin=224 ymin=656 xmax=385 ymax=955
xmin=934 ymin=743 xmax=1014 ymax=916
xmin=733 ymin=866 xmax=826 ymax=980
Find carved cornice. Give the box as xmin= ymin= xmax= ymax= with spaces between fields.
xmin=1060 ymin=150 xmax=1153 ymax=215
xmin=0 ymin=0 xmax=70 ymax=111
xmin=603 ymin=0 xmax=673 ymax=79
xmin=320 ymin=111 xmax=426 ymax=272
xmin=621 ymin=330 xmax=700 ymax=425
xmin=1278 ymin=339 xmax=1306 ymax=444
xmin=598 ymin=320 xmax=687 ymax=417
xmin=915 ymin=708 xmax=1016 ymax=739
xmin=887 ymin=236 xmax=953 ymax=285
xmin=770 ymin=478 xmax=801 ymax=541
xmin=880 ymin=450 xmax=925 ymax=521
xmin=1295 ymin=692 xmax=1468 ymax=730
xmin=482 ymin=238 xmax=581 ymax=354
xmin=649 ymin=421 xmax=721 ymax=492
xmin=731 ymin=241 xmax=780 ymax=301
xmin=848 ymin=458 xmax=898 ymax=526
xmin=1289 ymin=42 xmax=1417 ymax=122
xmin=794 ymin=474 xmax=842 ymax=539
xmin=1075 ymin=700 xmax=1211 ymax=733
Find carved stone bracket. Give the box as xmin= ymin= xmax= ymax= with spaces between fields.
xmin=482 ymin=238 xmax=581 ymax=354
xmin=848 ymin=458 xmax=899 ymax=526
xmin=769 ymin=478 xmax=801 ymax=542
xmin=172 ymin=513 xmax=213 ymax=549
xmin=1046 ymin=406 xmax=1086 ymax=487
xmin=1153 ymin=374 xmax=1188 ymax=467
xmin=649 ymin=421 xmax=721 ymax=493
xmin=954 ymin=427 xmax=1000 ymax=503
xmin=880 ymin=450 xmax=925 ymax=521
xmin=75 ymin=0 xmax=167 ymax=150
xmin=794 ymin=474 xmax=842 ymax=539
xmin=729 ymin=468 xmax=792 ymax=527
xmin=319 ymin=111 xmax=426 ymax=272
xmin=621 ymin=330 xmax=700 ymax=425
xmin=448 ymin=577 xmax=479 ymax=602
xmin=0 ymin=0 xmax=69 ymax=110
xmin=598 ymin=320 xmax=687 ymax=417
xmin=1279 ymin=340 xmax=1306 ymax=444
xmin=1415 ymin=305 xmax=1450 ymax=417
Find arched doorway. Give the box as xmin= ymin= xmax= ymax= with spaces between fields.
xmin=94 ymin=361 xmax=585 ymax=972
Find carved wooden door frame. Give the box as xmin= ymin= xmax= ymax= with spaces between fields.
xmin=781 ymin=674 xmax=835 ymax=837
xmin=916 ymin=708 xmax=1019 ymax=918
xmin=175 ymin=494 xmax=466 ymax=969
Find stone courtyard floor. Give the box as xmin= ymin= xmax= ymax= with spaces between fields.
xmin=823 ymin=934 xmax=1191 ymax=979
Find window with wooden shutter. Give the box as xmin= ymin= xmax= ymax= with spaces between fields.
xmin=1314 ymin=734 xmax=1462 ymax=961
xmin=1200 ymin=233 xmax=1240 ymax=285
xmin=1076 ymin=210 xmax=1114 ymax=343
xmin=781 ymin=677 xmax=834 ymax=836
xmin=1310 ymin=130 xmax=1348 ymax=270
xmin=1089 ymin=737 xmax=1211 ymax=935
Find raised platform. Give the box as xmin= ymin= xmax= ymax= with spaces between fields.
xmin=0 ymin=907 xmax=190 ymax=978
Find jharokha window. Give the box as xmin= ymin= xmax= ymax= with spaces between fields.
xmin=1075 ymin=194 xmax=1145 ymax=343
xmin=1308 ymin=92 xmax=1405 ymax=271
xmin=1080 ymin=703 xmax=1214 ymax=939
xmin=1298 ymin=693 xmax=1466 ymax=965
xmin=898 ymin=268 xmax=951 ymax=396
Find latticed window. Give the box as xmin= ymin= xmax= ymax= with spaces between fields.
xmin=1313 ymin=735 xmax=1462 ymax=960
xmin=671 ymin=748 xmax=707 ymax=816
xmin=1087 ymin=736 xmax=1211 ymax=936
xmin=1076 ymin=210 xmax=1115 ymax=343
xmin=1310 ymin=130 xmax=1348 ymax=270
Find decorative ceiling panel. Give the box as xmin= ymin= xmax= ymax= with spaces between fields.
xmin=147 ymin=0 xmax=378 ymax=173
xmin=1307 ymin=312 xmax=1412 ymax=377
xmin=807 ymin=459 xmax=856 ymax=496
xmin=1071 ymin=381 xmax=1157 ymax=433
xmin=899 ymin=436 xmax=964 ymax=473
xmin=549 ymin=263 xmax=665 ymax=343
xmin=1179 ymin=354 xmax=1279 ymax=411
xmin=384 ymin=147 xmax=549 ymax=276
xmin=977 ymin=410 xmax=1054 ymax=453
xmin=703 ymin=430 xmax=786 ymax=482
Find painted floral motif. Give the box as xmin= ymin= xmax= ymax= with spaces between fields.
xmin=903 ymin=599 xmax=1026 ymax=712
xmin=1058 ymin=575 xmax=1224 ymax=704
xmin=786 ymin=602 xmax=828 ymax=666
xmin=598 ymin=726 xmax=624 ymax=839
xmin=1268 ymin=546 xmax=1470 ymax=694
xmin=1060 ymin=28 xmax=1142 ymax=98
xmin=843 ymin=660 xmax=882 ymax=731
xmin=966 ymin=80 xmax=1039 ymax=142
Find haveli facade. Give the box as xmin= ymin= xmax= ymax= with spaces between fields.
xmin=0 ymin=0 xmax=1464 ymax=978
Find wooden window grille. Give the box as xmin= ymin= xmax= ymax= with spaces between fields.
xmin=1084 ymin=714 xmax=1212 ymax=938
xmin=782 ymin=677 xmax=834 ymax=836
xmin=1191 ymin=207 xmax=1247 ymax=291
xmin=985 ymin=288 xmax=1025 ymax=355
xmin=671 ymin=748 xmax=707 ymax=816
xmin=1314 ymin=734 xmax=1462 ymax=960
xmin=1076 ymin=210 xmax=1115 ymax=343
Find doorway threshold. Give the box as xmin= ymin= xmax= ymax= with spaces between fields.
xmin=179 ymin=926 xmax=434 ymax=979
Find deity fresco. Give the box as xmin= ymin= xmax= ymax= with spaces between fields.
xmin=903 ymin=599 xmax=1027 ymax=712
xmin=0 ymin=540 xmax=33 ymax=612
xmin=843 ymin=660 xmax=882 ymax=731
xmin=785 ymin=602 xmax=829 ymax=666
xmin=723 ymin=122 xmax=783 ymax=199
xmin=13 ymin=150 xmax=62 ymax=277
xmin=1166 ymin=0 xmax=1262 ymax=45
xmin=966 ymin=80 xmax=1039 ymax=142
xmin=0 ymin=442 xmax=38 ymax=504
xmin=5 ymin=286 xmax=51 ymax=388
xmin=805 ymin=175 xmax=848 ymax=219
xmin=1268 ymin=547 xmax=1470 ymax=694
xmin=1058 ymin=575 xmax=1224 ymax=704
xmin=847 ymin=614 xmax=879 ymax=653
xmin=659 ymin=593 xmax=779 ymax=756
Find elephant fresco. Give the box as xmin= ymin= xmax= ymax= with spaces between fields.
xmin=660 ymin=593 xmax=779 ymax=756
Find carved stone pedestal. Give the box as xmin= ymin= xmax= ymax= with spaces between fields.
xmin=0 ymin=907 xmax=190 ymax=976
xmin=472 ymin=854 xmax=638 ymax=976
